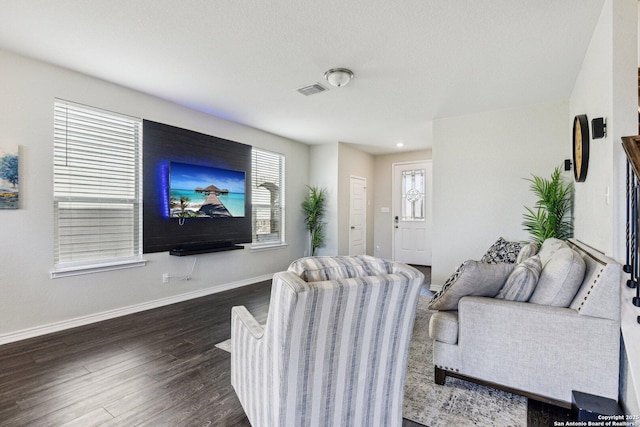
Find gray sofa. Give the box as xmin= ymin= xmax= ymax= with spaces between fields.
xmin=429 ymin=238 xmax=621 ymax=407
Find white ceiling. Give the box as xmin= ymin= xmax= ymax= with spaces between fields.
xmin=0 ymin=0 xmax=605 ymax=154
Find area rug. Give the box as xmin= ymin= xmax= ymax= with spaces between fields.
xmin=216 ymin=296 xmax=527 ymax=426
xmin=403 ymin=297 xmax=526 ymax=426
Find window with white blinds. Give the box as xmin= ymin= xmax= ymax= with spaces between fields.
xmin=52 ymin=100 xmax=144 ymax=276
xmin=251 ymin=148 xmax=285 ymax=248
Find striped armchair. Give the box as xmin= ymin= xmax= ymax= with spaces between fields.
xmin=231 ymin=255 xmax=424 ymax=427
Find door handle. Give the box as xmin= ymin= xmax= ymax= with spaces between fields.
xmin=394 ymin=216 xmax=399 ymax=229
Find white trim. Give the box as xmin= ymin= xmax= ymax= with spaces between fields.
xmin=50 ymin=258 xmax=148 ymax=278
xmin=250 ymin=242 xmax=288 ymax=252
xmin=0 ymin=273 xmax=272 ymax=346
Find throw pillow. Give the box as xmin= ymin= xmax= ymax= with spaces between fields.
xmin=528 ymin=247 xmax=586 ymax=307
xmin=496 ymin=255 xmax=542 ymax=301
xmin=537 ymin=237 xmax=569 ymax=267
xmin=428 ymin=260 xmax=515 ymax=311
xmin=480 ymin=237 xmax=523 ymax=264
xmin=516 ymin=242 xmax=539 ymax=264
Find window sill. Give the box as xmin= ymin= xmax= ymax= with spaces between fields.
xmin=50 ymin=258 xmax=147 ymax=279
xmin=250 ymin=242 xmax=288 ymax=252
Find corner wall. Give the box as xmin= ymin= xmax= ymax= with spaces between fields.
xmin=309 ymin=143 xmax=339 ymax=256
xmin=0 ymin=49 xmax=310 ymax=341
xmin=337 ymin=143 xmax=375 ymax=255
xmin=569 ymin=0 xmax=639 ymax=414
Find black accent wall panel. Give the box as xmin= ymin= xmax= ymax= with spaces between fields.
xmin=143 ymin=120 xmax=252 ymax=253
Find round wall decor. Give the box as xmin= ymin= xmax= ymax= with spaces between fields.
xmin=572 ymin=114 xmax=589 ymax=182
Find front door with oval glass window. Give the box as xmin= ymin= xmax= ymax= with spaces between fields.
xmin=393 ymin=161 xmax=432 ymax=265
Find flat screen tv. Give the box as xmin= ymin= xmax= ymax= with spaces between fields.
xmin=169 ymin=161 xmax=245 ymax=218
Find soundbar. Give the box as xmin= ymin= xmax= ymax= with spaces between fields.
xmin=169 ymin=241 xmax=244 ymax=256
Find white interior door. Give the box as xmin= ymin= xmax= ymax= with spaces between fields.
xmin=349 ymin=176 xmax=366 ymax=256
xmin=393 ymin=161 xmax=432 ymax=265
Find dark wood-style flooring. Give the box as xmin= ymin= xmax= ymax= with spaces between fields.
xmin=0 ymin=265 xmax=566 ymax=426
xmin=0 ymin=276 xmax=432 ymax=427
xmin=0 ymin=280 xmax=271 ymax=427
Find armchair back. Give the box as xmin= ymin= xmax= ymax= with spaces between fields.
xmin=231 ymin=255 xmax=424 ymax=427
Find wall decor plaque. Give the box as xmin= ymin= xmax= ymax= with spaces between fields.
xmin=0 ymin=145 xmax=18 ymax=209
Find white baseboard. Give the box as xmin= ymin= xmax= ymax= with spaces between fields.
xmin=0 ymin=274 xmax=272 ymax=346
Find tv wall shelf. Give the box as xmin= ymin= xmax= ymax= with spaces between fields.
xmin=169 ymin=242 xmax=244 ymax=256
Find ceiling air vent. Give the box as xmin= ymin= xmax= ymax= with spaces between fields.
xmin=297 ymin=83 xmax=327 ymax=96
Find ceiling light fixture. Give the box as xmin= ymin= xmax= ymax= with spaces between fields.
xmin=324 ymin=68 xmax=354 ymax=87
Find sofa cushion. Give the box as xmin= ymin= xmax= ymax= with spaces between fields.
xmin=537 ymin=238 xmax=569 ymax=267
xmin=496 ymin=255 xmax=542 ymax=301
xmin=480 ymin=237 xmax=523 ymax=264
xmin=516 ymin=242 xmax=539 ymax=264
xmin=429 ymin=311 xmax=459 ymax=344
xmin=428 ymin=260 xmax=515 ymax=311
xmin=288 ymin=255 xmax=393 ymax=282
xmin=529 ymin=247 xmax=586 ymax=307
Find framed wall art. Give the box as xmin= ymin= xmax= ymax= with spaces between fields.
xmin=0 ymin=145 xmax=19 ymax=209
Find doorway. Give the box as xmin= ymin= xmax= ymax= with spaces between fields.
xmin=392 ymin=161 xmax=432 ymax=265
xmin=349 ymin=176 xmax=366 ymax=255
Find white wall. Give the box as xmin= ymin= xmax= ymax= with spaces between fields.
xmin=569 ymin=0 xmax=614 ymax=254
xmin=569 ymin=0 xmax=639 ymax=414
xmin=569 ymin=0 xmax=636 ymax=260
xmin=373 ymin=149 xmax=432 ymax=260
xmin=0 ymin=49 xmax=310 ymax=341
xmin=311 ymin=143 xmax=427 ymax=258
xmin=309 ymin=143 xmax=339 ymax=256
xmin=431 ymin=101 xmax=570 ymax=287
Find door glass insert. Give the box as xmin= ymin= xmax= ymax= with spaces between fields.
xmin=402 ymin=169 xmax=425 ymax=221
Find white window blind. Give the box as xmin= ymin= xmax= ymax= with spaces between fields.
xmin=53 ymin=100 xmax=143 ymax=275
xmin=251 ymin=148 xmax=285 ymax=248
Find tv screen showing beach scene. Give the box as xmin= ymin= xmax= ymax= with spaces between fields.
xmin=169 ymin=161 xmax=245 ymax=218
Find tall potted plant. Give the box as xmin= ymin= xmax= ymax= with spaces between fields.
xmin=522 ymin=167 xmax=573 ymax=246
xmin=302 ymin=185 xmax=326 ymax=256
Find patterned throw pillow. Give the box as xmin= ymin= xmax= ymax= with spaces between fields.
xmin=480 ymin=237 xmax=523 ymax=264
xmin=496 ymin=255 xmax=542 ymax=301
xmin=428 ymin=260 xmax=515 ymax=311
